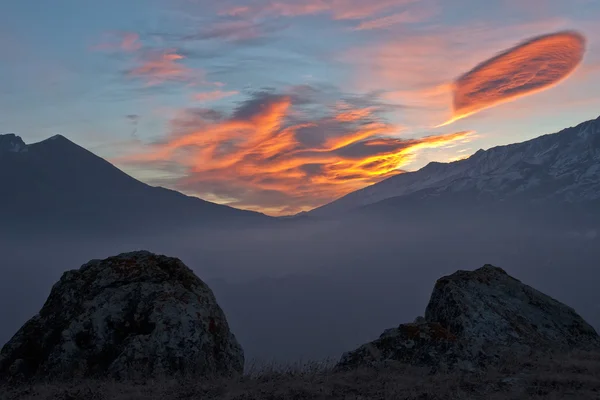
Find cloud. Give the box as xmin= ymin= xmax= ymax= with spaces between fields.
xmin=193 ymin=90 xmax=239 ymax=103
xmin=354 ymin=7 xmax=437 ymax=30
xmin=116 ymin=89 xmax=472 ymax=215
xmin=125 ymin=114 xmax=141 ymax=137
xmin=343 ymin=18 xmax=574 ymax=127
xmin=126 ymin=49 xmax=195 ymax=86
xmin=92 ymin=31 xmax=212 ymax=89
xmin=91 ymin=32 xmax=142 ymax=52
xmin=219 ymin=0 xmax=417 ymax=20
xmin=164 ymin=0 xmax=420 ymax=46
xmin=181 ymin=19 xmax=288 ymax=43
xmin=440 ymin=30 xmax=586 ymax=126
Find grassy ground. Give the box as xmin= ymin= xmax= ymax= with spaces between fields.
xmin=2 ymin=351 xmax=600 ymax=400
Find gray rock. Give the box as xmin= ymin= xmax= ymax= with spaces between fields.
xmin=338 ymin=264 xmax=599 ymax=370
xmin=0 ymin=251 xmax=243 ymax=381
xmin=426 ymin=264 xmax=600 ymax=359
xmin=338 ymin=320 xmax=460 ymax=372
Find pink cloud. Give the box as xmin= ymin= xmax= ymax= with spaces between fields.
xmin=343 ymin=17 xmax=572 ymax=127
xmin=91 ymin=32 xmax=142 ymax=52
xmin=93 ymin=31 xmax=208 ymax=87
xmin=193 ymin=90 xmax=239 ymax=102
xmin=220 ymin=6 xmax=251 ymax=16
xmin=220 ymin=0 xmax=418 ymax=20
xmin=128 ymin=49 xmax=193 ymax=86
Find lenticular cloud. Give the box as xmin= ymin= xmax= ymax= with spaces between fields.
xmin=439 ymin=31 xmax=586 ymax=127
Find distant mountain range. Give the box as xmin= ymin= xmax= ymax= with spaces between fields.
xmin=310 ymin=116 xmax=600 ymax=219
xmin=0 ymin=134 xmax=268 ymax=236
xmin=3 ymin=116 xmax=600 ymax=237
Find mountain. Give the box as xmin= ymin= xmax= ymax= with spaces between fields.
xmin=0 ymin=134 xmax=269 ymax=237
xmin=0 ymin=133 xmax=27 ymax=153
xmin=310 ymin=116 xmax=600 ymax=218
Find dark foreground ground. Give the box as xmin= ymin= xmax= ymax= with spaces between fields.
xmin=2 ymin=351 xmax=600 ymax=400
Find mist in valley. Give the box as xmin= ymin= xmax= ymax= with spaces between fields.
xmin=1 ymin=206 xmax=599 ymax=367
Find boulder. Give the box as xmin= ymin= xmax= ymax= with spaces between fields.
xmin=0 ymin=251 xmax=244 ymax=381
xmin=338 ymin=264 xmax=599 ymax=370
xmin=425 ymin=264 xmax=599 ymax=361
xmin=338 ymin=319 xmax=461 ymax=371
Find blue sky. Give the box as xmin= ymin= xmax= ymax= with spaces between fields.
xmin=2 ymin=0 xmax=600 ymax=215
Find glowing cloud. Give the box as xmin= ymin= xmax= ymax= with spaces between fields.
xmin=439 ymin=30 xmax=586 ymax=127
xmin=128 ymin=50 xmax=192 ymax=86
xmin=118 ymin=92 xmax=473 ymax=215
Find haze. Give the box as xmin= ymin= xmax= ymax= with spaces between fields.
xmin=2 ymin=202 xmax=599 ymax=365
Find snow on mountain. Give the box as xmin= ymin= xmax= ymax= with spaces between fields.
xmin=310 ymin=116 xmax=600 ymax=217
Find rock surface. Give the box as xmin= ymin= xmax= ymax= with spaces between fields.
xmin=338 ymin=319 xmax=461 ymax=372
xmin=0 ymin=251 xmax=244 ymax=381
xmin=338 ymin=264 xmax=600 ymax=370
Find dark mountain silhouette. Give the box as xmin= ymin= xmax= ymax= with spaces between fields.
xmin=0 ymin=134 xmax=270 ymax=237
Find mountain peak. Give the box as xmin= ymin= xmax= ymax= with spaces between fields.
xmin=38 ymin=134 xmax=72 ymax=144
xmin=0 ymin=133 xmax=27 ymax=153
xmin=309 ymin=114 xmax=600 ymax=217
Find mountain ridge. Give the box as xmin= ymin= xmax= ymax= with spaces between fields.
xmin=309 ymin=115 xmax=600 ymax=217
xmin=0 ymin=133 xmax=27 ymax=153
xmin=0 ymin=133 xmax=270 ymax=236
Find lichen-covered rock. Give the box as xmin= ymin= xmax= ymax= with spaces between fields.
xmin=425 ymin=264 xmax=599 ymax=361
xmin=0 ymin=251 xmax=244 ymax=381
xmin=338 ymin=319 xmax=461 ymax=371
xmin=338 ymin=264 xmax=599 ymax=370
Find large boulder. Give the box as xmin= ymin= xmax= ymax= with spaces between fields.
xmin=425 ymin=264 xmax=599 ymax=360
xmin=0 ymin=251 xmax=244 ymax=381
xmin=338 ymin=264 xmax=599 ymax=370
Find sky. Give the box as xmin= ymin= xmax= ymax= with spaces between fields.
xmin=2 ymin=0 xmax=600 ymax=215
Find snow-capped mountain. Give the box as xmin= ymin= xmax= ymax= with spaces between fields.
xmin=310 ymin=116 xmax=600 ymax=217
xmin=0 ymin=134 xmax=268 ymax=236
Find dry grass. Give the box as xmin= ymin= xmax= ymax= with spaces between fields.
xmin=2 ymin=351 xmax=600 ymax=400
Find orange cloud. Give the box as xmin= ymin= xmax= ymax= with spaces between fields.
xmin=118 ymin=93 xmax=473 ymax=215
xmin=93 ymin=31 xmax=209 ymax=88
xmin=193 ymin=90 xmax=239 ymax=103
xmin=334 ymin=102 xmax=377 ymax=122
xmin=128 ymin=49 xmax=192 ymax=86
xmin=344 ymin=18 xmax=573 ymax=127
xmin=439 ymin=30 xmax=586 ymax=127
